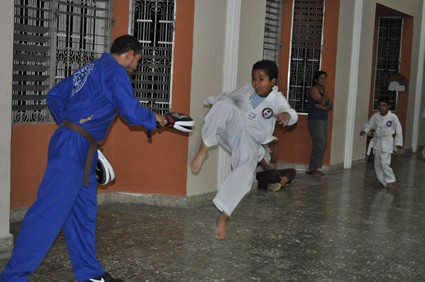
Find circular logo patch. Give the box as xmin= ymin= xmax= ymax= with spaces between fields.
xmin=262 ymin=108 xmax=274 ymax=119
xmin=386 ymin=121 xmax=392 ymax=127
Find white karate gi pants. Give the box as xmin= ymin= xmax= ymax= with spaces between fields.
xmin=374 ymin=149 xmax=395 ymax=186
xmin=202 ymin=100 xmax=262 ymax=216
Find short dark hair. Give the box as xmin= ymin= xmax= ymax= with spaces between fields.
xmin=378 ymin=96 xmax=390 ymax=106
xmin=312 ymin=70 xmax=327 ymax=85
xmin=252 ymin=60 xmax=278 ymax=81
xmin=110 ymin=35 xmax=143 ymax=55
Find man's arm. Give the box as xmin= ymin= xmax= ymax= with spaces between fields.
xmin=108 ymin=69 xmax=158 ymax=131
xmin=46 ymin=77 xmax=73 ymax=125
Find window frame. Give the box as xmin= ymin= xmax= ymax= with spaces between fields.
xmin=12 ymin=0 xmax=112 ymax=124
xmin=129 ymin=0 xmax=176 ymax=115
xmin=287 ymin=0 xmax=325 ymax=114
xmin=372 ymin=16 xmax=403 ymax=112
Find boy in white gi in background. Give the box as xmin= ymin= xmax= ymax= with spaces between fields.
xmin=360 ymin=97 xmax=403 ymax=188
xmin=191 ymin=60 xmax=298 ymax=240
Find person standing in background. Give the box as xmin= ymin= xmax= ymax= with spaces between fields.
xmin=306 ymin=70 xmax=333 ymax=175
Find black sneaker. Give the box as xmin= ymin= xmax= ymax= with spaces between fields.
xmin=83 ymin=272 xmax=124 ymax=282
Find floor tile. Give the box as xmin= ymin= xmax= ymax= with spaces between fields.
xmin=1 ymin=152 xmax=425 ymax=281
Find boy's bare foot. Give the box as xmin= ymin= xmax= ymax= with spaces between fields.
xmin=191 ymin=143 xmax=209 ymax=174
xmin=215 ymin=212 xmax=229 ymax=240
xmin=386 ymin=182 xmax=394 ymax=189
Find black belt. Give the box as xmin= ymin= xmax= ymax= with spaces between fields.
xmin=61 ymin=120 xmax=102 ymax=187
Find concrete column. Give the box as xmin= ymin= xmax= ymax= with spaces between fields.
xmin=217 ymin=0 xmax=241 ymax=187
xmin=0 ymin=1 xmax=14 ymax=258
xmin=411 ymin=1 xmax=425 ymax=151
xmin=344 ymin=0 xmax=363 ymax=169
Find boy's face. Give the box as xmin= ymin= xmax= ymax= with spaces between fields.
xmin=252 ymin=69 xmax=276 ymax=97
xmin=378 ymin=101 xmax=390 ymax=116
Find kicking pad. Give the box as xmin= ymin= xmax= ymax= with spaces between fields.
xmin=96 ymin=150 xmax=115 ymax=185
xmin=163 ymin=112 xmax=195 ymax=133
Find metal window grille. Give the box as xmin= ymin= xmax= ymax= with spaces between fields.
xmin=263 ymin=0 xmax=282 ymax=64
xmin=130 ymin=0 xmax=175 ymax=115
xmin=287 ymin=0 xmax=324 ymax=113
xmin=373 ymin=17 xmax=402 ymax=111
xmin=55 ymin=0 xmax=111 ymax=82
xmin=13 ymin=0 xmax=53 ymax=123
xmin=12 ymin=0 xmax=111 ymax=123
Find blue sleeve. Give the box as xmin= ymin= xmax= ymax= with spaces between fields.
xmin=106 ymin=68 xmax=157 ymax=130
xmin=46 ymin=77 xmax=73 ymax=125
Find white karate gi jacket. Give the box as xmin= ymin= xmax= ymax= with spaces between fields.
xmin=204 ymin=84 xmax=298 ymax=146
xmin=362 ymin=111 xmax=403 ymax=153
xmin=202 ymin=84 xmax=297 ymax=216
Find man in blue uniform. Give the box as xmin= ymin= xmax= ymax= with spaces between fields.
xmin=0 ymin=35 xmax=166 ymax=282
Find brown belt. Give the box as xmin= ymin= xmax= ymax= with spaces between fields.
xmin=61 ymin=120 xmax=102 ymax=187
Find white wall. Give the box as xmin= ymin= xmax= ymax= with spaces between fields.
xmin=0 ymin=1 xmax=14 ymax=257
xmin=187 ymin=0 xmax=227 ymax=196
xmin=237 ymin=0 xmax=267 ymax=86
xmin=331 ymin=0 xmax=356 ymax=166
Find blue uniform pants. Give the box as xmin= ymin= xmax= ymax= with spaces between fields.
xmin=0 ymin=159 xmax=104 ymax=282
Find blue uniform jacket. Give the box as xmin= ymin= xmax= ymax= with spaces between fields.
xmin=46 ymin=53 xmax=157 ymax=170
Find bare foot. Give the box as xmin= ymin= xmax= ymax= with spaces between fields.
xmin=191 ymin=143 xmax=209 ymax=174
xmin=215 ymin=212 xmax=229 ymax=240
xmin=386 ymin=182 xmax=394 ymax=189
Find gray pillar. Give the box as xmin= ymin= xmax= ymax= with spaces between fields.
xmin=0 ymin=1 xmax=14 ymax=258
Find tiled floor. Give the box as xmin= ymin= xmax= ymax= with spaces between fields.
xmin=1 ymin=152 xmax=425 ymax=281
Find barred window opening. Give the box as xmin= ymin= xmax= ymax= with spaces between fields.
xmin=130 ymin=0 xmax=175 ymax=115
xmin=263 ymin=0 xmax=282 ymax=64
xmin=12 ymin=0 xmax=111 ymax=123
xmin=287 ymin=0 xmax=325 ymax=114
xmin=55 ymin=0 xmax=110 ymax=82
xmin=373 ymin=17 xmax=403 ymax=112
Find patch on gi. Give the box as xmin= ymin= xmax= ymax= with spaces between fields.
xmin=262 ymin=108 xmax=273 ymax=119
xmin=71 ymin=63 xmax=95 ymax=97
xmin=248 ymin=112 xmax=257 ymax=121
xmin=386 ymin=121 xmax=392 ymax=127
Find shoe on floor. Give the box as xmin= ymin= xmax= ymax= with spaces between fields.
xmin=306 ymin=170 xmax=325 ymax=176
xmin=267 ymin=183 xmax=282 ymax=192
xmin=83 ymin=272 xmax=123 ymax=282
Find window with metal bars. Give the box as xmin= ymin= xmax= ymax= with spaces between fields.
xmin=263 ymin=0 xmax=282 ymax=64
xmin=130 ymin=0 xmax=175 ymax=115
xmin=373 ymin=17 xmax=402 ymax=111
xmin=287 ymin=0 xmax=324 ymax=113
xmin=12 ymin=0 xmax=111 ymax=123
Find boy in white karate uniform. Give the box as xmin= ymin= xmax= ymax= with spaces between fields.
xmin=360 ymin=97 xmax=403 ymax=188
xmin=191 ymin=60 xmax=298 ymax=239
